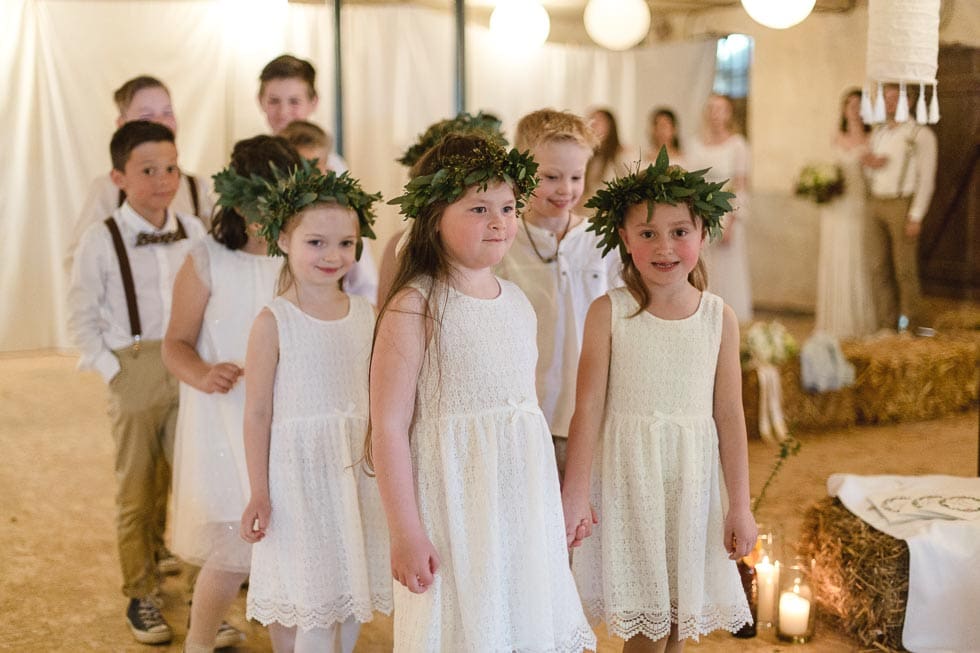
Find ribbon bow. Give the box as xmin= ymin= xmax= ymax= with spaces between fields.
xmin=135 ymin=229 xmax=187 ymax=246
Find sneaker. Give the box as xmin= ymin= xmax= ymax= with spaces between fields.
xmin=126 ymin=597 xmax=173 ymax=645
xmin=214 ymin=621 xmax=245 ymax=649
xmin=156 ymin=548 xmax=182 ymax=576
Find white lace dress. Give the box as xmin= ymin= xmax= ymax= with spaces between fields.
xmin=572 ymin=288 xmax=751 ymax=642
xmin=394 ymin=277 xmax=596 ymax=653
xmin=171 ymin=237 xmax=281 ymax=572
xmin=247 ymin=296 xmax=392 ymax=629
xmin=815 ymin=142 xmax=877 ymax=338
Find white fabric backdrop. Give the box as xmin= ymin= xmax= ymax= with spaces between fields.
xmin=0 ymin=0 xmax=714 ymax=352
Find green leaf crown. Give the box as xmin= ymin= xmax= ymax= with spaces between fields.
xmin=388 ymin=140 xmax=539 ymax=220
xmin=213 ymin=159 xmax=381 ymax=258
xmin=585 ymin=146 xmax=735 ymax=258
xmin=398 ymin=111 xmax=507 ymax=168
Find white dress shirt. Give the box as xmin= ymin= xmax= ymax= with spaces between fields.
xmin=66 ymin=172 xmax=213 ymax=272
xmin=867 ymin=121 xmax=938 ymax=222
xmin=496 ymin=218 xmax=622 ymax=438
xmin=67 ymin=202 xmax=206 ymax=383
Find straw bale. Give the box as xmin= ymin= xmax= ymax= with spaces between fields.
xmin=800 ymin=498 xmax=909 ymax=652
xmin=842 ymin=335 xmax=978 ymax=424
xmin=742 ymin=363 xmax=855 ymax=439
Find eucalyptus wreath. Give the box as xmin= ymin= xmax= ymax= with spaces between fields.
xmin=398 ymin=111 xmax=507 ymax=168
xmin=388 ymin=141 xmax=539 ymax=219
xmin=585 ymin=146 xmax=735 ymax=258
xmin=213 ymin=160 xmax=381 ymax=258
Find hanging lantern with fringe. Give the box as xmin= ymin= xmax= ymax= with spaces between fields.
xmin=863 ymin=0 xmax=940 ymax=125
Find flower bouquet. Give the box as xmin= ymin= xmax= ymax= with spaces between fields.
xmin=795 ymin=163 xmax=844 ymax=204
xmin=741 ymin=321 xmax=798 ymax=444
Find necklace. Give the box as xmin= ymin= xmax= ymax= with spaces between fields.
xmin=522 ymin=214 xmax=571 ymax=264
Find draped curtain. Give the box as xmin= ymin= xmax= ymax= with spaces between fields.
xmin=0 ymin=0 xmax=715 ymax=352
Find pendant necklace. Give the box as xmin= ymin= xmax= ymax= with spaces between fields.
xmin=523 ymin=214 xmax=571 ymax=264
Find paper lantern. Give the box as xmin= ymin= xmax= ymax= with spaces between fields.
xmin=490 ymin=0 xmax=550 ymax=49
xmin=583 ymin=0 xmax=651 ymax=51
xmin=863 ymin=0 xmax=940 ymax=124
xmin=740 ymin=0 xmax=815 ymax=29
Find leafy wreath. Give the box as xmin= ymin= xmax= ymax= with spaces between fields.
xmin=213 ymin=160 xmax=381 ymax=258
xmin=585 ymin=146 xmax=735 ymax=258
xmin=398 ymin=111 xmax=507 ymax=168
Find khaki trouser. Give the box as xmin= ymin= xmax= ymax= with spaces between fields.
xmin=106 ymin=341 xmax=178 ymax=599
xmin=865 ymin=196 xmax=922 ymax=330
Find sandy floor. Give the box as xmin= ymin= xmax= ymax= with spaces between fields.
xmin=0 ymin=350 xmax=976 ymax=653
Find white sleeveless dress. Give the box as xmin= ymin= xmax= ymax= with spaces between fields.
xmin=171 ymin=237 xmax=281 ymax=571
xmin=247 ymin=296 xmax=392 ymax=629
xmin=572 ymin=288 xmax=751 ymax=642
xmin=815 ymin=143 xmax=877 ymax=338
xmin=393 ymin=277 xmax=596 ymax=653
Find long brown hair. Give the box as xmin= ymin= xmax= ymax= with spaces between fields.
xmin=364 ymin=132 xmax=514 ymax=470
xmin=620 ymin=201 xmax=708 ymax=316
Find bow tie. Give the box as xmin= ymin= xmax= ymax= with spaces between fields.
xmin=135 ymin=224 xmax=187 ymax=246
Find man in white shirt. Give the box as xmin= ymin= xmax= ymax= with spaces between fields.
xmin=68 ymin=121 xmax=205 ymax=646
xmin=863 ymin=84 xmax=938 ymax=330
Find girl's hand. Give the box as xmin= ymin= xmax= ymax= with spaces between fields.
xmin=562 ymin=490 xmax=596 ymax=548
xmin=240 ymin=495 xmax=271 ymax=543
xmin=390 ymin=529 xmax=440 ymax=594
xmin=724 ymin=507 xmax=758 ymax=560
xmin=200 ymin=362 xmax=243 ymax=394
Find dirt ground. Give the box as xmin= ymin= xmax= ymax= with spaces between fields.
xmin=0 ymin=348 xmax=976 ymax=653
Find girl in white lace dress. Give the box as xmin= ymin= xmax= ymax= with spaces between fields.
xmin=236 ymin=165 xmax=391 ymax=653
xmin=370 ymin=133 xmax=596 ymax=653
xmin=163 ymin=136 xmax=301 ymax=653
xmin=563 ymin=153 xmax=756 ymax=652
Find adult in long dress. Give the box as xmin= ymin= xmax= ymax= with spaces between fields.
xmin=688 ymin=95 xmax=753 ymax=322
xmin=815 ymin=88 xmax=877 ymax=338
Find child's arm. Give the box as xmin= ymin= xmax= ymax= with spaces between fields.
xmin=239 ymin=308 xmax=278 ymax=543
xmin=714 ymin=304 xmax=757 ymax=560
xmin=370 ymin=288 xmax=439 ymax=594
xmin=562 ymin=295 xmax=612 ymax=547
xmin=162 ymin=256 xmax=242 ymax=393
xmin=66 ymin=228 xmax=119 ymax=383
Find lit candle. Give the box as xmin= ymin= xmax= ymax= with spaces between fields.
xmin=778 ymin=589 xmax=811 ymax=637
xmin=756 ymin=556 xmax=777 ymax=625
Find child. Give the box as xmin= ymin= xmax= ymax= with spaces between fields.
xmin=162 ymin=135 xmax=302 ymax=652
xmin=280 ymin=119 xmax=334 ymax=173
xmin=495 ymin=108 xmax=620 ymax=474
xmin=370 ymin=132 xmax=596 ymax=652
xmin=236 ymin=163 xmax=391 ymax=653
xmin=561 ymin=149 xmax=756 ymax=652
xmin=67 ymin=120 xmax=207 ymax=645
xmin=68 ymin=76 xmax=214 ymax=271
xmin=258 ymin=54 xmax=379 ymax=304
xmin=377 ymin=110 xmax=508 ymax=305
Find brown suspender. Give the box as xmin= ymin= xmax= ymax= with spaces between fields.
xmin=103 ymin=216 xmax=187 ymax=351
xmin=104 ymin=217 xmax=142 ymax=350
xmin=117 ymin=173 xmax=201 ymax=217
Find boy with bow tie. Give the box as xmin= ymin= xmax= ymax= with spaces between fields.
xmin=68 ymin=120 xmax=205 ymax=646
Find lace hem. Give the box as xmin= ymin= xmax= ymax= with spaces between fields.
xmin=584 ymin=600 xmax=751 ymax=642
xmin=247 ymin=594 xmax=393 ymax=630
xmin=555 ymin=624 xmax=598 ymax=653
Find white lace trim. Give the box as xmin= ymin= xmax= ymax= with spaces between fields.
xmin=247 ymin=594 xmax=393 ymax=630
xmin=584 ymin=600 xmax=752 ymax=642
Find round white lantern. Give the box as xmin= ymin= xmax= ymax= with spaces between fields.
xmin=740 ymin=0 xmax=815 ymax=29
xmin=490 ymin=0 xmax=551 ymax=49
xmin=584 ymin=0 xmax=651 ymax=51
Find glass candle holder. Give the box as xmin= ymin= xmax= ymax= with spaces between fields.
xmin=754 ymin=525 xmax=780 ymax=629
xmin=776 ymin=558 xmax=816 ymax=643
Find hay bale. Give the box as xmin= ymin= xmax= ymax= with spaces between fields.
xmin=842 ymin=335 xmax=978 ymax=424
xmin=934 ymin=307 xmax=980 ymax=332
xmin=742 ymin=362 xmax=856 ymax=439
xmin=800 ymin=498 xmax=909 ymax=652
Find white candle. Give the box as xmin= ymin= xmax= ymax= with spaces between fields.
xmin=756 ymin=557 xmax=777 ymax=625
xmin=779 ymin=589 xmax=811 ymax=637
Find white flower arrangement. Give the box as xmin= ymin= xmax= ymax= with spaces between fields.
xmin=795 ymin=162 xmax=844 ymax=204
xmin=743 ymin=321 xmax=799 ymax=367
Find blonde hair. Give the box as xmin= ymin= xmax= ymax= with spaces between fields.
xmin=514 ymin=108 xmax=598 ymax=153
xmin=113 ymin=76 xmax=169 ymax=115
xmin=280 ymin=120 xmax=333 ymax=153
